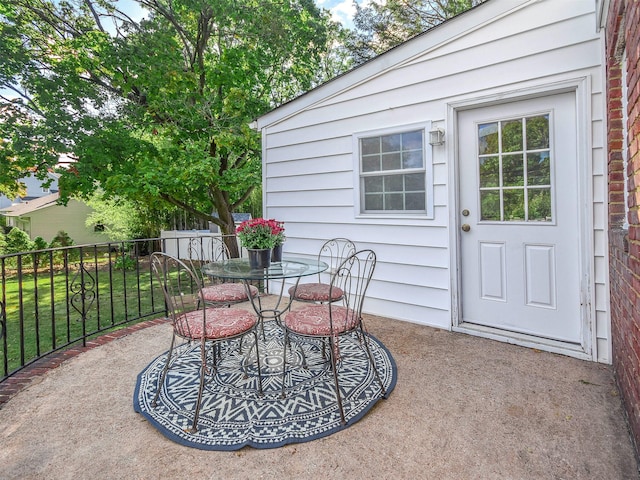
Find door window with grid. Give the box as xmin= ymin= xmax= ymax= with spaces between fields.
xmin=477 ymin=114 xmax=553 ymax=222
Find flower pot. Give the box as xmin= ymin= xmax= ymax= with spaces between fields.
xmin=271 ymin=244 xmax=283 ymax=263
xmin=247 ymin=248 xmax=271 ymax=270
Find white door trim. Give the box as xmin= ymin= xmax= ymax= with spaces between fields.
xmin=447 ymin=77 xmax=595 ymax=361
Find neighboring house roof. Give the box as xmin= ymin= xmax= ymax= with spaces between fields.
xmin=0 ymin=192 xmax=60 ymax=216
xmin=256 ymin=0 xmax=529 ymax=129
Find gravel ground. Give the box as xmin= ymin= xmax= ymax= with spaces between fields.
xmin=1 ymin=297 xmax=638 ymax=479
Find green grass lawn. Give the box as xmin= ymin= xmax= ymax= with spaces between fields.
xmin=1 ymin=254 xmax=167 ymax=376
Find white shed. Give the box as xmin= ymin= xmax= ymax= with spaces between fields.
xmin=256 ymin=0 xmax=608 ymax=362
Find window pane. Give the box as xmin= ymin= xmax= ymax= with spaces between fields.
xmin=364 ymin=176 xmax=383 ymax=192
xmin=381 ymin=134 xmax=401 ymax=152
xmin=528 ymin=188 xmax=552 ymax=221
xmin=403 ymin=150 xmax=423 ymax=169
xmin=527 ymin=151 xmax=550 ymax=185
xmin=502 ymin=120 xmax=523 ymax=153
xmin=405 ymin=192 xmax=425 ymax=210
xmin=480 ymin=190 xmax=501 ymax=220
xmin=362 ymin=155 xmax=380 ymax=172
xmin=503 ymin=189 xmax=525 ymax=221
xmin=526 ymin=115 xmax=549 ymax=150
xmin=385 ymin=193 xmax=404 ymax=210
xmin=382 ymin=152 xmax=401 ymax=171
xmin=404 ymin=173 xmax=425 ymax=191
xmin=502 ymin=154 xmax=524 ymax=186
xmin=365 ymin=193 xmax=383 ymax=210
xmin=479 ymin=156 xmax=499 ymax=188
xmin=361 ymin=137 xmax=380 ymax=155
xmin=384 ymin=174 xmax=403 ymax=192
xmin=478 ymin=122 xmax=499 ymax=155
xmin=360 ymin=128 xmax=428 ymax=214
xmin=402 ymin=131 xmax=423 ymax=150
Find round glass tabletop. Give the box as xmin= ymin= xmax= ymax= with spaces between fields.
xmin=202 ymin=256 xmax=328 ymax=281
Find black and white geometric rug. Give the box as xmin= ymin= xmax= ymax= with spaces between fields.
xmin=133 ymin=320 xmax=397 ymax=450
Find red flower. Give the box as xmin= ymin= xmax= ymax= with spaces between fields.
xmin=236 ymin=218 xmax=285 ymax=249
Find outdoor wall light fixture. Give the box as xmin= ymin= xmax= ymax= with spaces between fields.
xmin=429 ymin=127 xmax=445 ymax=146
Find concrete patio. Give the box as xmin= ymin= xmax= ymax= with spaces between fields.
xmin=1 ymin=297 xmax=639 ymax=479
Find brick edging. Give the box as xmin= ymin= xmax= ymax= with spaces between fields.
xmin=0 ymin=317 xmax=170 ymax=409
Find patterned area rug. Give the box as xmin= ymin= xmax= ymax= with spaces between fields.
xmin=134 ymin=320 xmax=397 ymax=450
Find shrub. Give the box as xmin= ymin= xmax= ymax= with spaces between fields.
xmin=49 ymin=231 xmax=78 ymax=264
xmin=33 ymin=237 xmax=48 ymax=251
xmin=113 ymin=253 xmax=136 ymax=271
xmin=5 ymin=228 xmax=34 ymax=254
xmin=49 ymin=230 xmax=74 ymax=248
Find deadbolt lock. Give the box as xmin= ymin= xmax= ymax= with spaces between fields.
xmin=461 ymin=209 xmax=470 ymax=216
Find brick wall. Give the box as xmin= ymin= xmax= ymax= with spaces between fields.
xmin=607 ymin=0 xmax=640 ymax=459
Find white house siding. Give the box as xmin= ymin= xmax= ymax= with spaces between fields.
xmin=258 ymin=0 xmax=608 ymax=361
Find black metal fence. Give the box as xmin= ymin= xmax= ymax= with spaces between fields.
xmin=0 ymin=233 xmax=240 ymax=383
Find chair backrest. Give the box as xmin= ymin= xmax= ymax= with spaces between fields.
xmin=151 ymin=251 xmax=204 ymax=338
xmin=317 ymin=238 xmax=357 ymax=282
xmin=330 ymin=249 xmax=376 ymax=318
xmin=187 ymin=236 xmax=230 ymax=284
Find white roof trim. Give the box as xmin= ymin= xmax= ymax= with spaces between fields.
xmin=256 ymin=0 xmax=533 ymax=129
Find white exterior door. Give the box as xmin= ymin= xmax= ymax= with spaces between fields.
xmin=457 ymin=93 xmax=583 ymax=345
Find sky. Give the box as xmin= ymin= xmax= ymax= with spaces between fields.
xmin=316 ymin=0 xmax=366 ymax=29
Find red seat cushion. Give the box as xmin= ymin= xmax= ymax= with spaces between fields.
xmin=288 ymin=283 xmax=344 ymax=302
xmin=284 ymin=304 xmax=358 ymax=336
xmin=201 ymin=283 xmax=258 ymax=303
xmin=175 ymin=308 xmax=257 ymax=339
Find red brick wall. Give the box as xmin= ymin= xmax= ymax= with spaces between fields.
xmin=607 ymin=0 xmax=640 ymax=459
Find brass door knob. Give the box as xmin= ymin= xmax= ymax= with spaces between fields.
xmin=461 ymin=224 xmax=471 ymax=232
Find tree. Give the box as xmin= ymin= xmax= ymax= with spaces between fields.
xmin=84 ymin=191 xmax=178 ymax=241
xmin=0 ymin=0 xmax=340 ymax=254
xmin=346 ymin=0 xmax=486 ymax=65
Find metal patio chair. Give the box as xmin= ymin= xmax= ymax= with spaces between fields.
xmin=187 ymin=236 xmax=258 ymax=308
xmin=288 ymin=238 xmax=356 ymax=304
xmin=150 ymin=252 xmax=262 ymax=433
xmin=281 ymin=249 xmax=386 ymax=425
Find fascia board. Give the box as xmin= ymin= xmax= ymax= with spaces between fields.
xmin=255 ymin=0 xmax=533 ymax=130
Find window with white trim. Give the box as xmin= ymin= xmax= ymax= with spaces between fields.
xmin=355 ymin=125 xmax=433 ymax=216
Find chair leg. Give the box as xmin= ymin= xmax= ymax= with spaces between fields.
xmin=280 ymin=330 xmax=289 ymax=399
xmin=253 ymin=330 xmax=263 ymax=396
xmin=152 ymin=333 xmax=177 ymax=408
xmin=358 ymin=325 xmax=387 ymax=398
xmin=188 ymin=357 xmax=208 ymax=433
xmin=328 ymin=335 xmax=346 ymax=425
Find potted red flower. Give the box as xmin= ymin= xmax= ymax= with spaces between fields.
xmin=236 ymin=218 xmax=285 ymax=268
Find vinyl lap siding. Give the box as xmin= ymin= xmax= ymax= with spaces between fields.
xmin=261 ymin=0 xmax=607 ymax=359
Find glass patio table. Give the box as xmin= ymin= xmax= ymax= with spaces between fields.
xmin=201 ymin=256 xmax=328 ymax=325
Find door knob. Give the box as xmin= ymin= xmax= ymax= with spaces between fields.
xmin=461 ymin=224 xmax=471 ymax=232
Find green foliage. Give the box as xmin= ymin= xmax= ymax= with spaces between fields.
xmin=347 ymin=0 xmax=485 ymax=65
xmin=113 ymin=253 xmax=136 ymax=271
xmin=1 ymin=0 xmax=342 ymax=240
xmin=32 ymin=237 xmax=48 ymax=251
xmin=49 ymin=230 xmax=78 ymax=263
xmin=49 ymin=231 xmax=74 ymax=249
xmin=85 ymin=192 xmax=154 ymax=240
xmin=4 ymin=227 xmax=33 ymax=254
xmin=0 ymin=230 xmax=6 ymax=254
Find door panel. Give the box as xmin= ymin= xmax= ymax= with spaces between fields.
xmin=458 ymin=93 xmax=582 ymax=344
